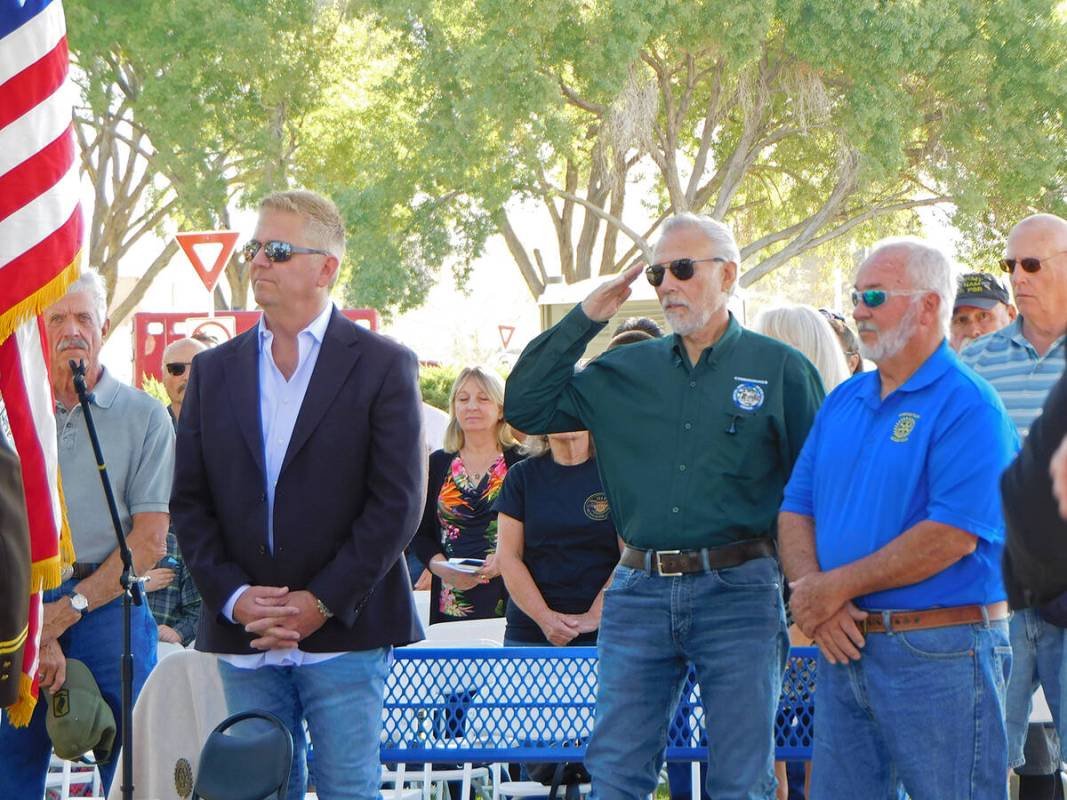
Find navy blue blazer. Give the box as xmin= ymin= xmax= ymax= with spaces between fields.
xmin=172 ymin=308 xmax=427 ymax=653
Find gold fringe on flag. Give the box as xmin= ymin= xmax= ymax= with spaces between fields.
xmin=57 ymin=470 xmax=74 ymax=575
xmin=6 ymin=673 xmax=36 ymax=727
xmin=0 ymin=258 xmax=80 ymax=347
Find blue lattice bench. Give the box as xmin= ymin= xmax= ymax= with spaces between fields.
xmin=380 ymin=646 xmax=816 ymax=796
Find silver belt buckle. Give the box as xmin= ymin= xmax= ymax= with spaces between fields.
xmin=60 ymin=564 xmax=73 ymax=582
xmin=655 ymin=550 xmax=683 ymax=577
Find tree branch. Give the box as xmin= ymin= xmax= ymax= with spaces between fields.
xmin=106 ymin=239 xmax=179 ymax=338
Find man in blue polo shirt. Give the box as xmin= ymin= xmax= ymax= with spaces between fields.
xmin=779 ymin=237 xmax=1019 ymax=799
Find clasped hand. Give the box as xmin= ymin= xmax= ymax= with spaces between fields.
xmin=234 ymin=586 xmax=327 ymax=650
xmin=789 ymin=572 xmax=868 ymax=665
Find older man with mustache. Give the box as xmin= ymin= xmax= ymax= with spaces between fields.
xmin=506 ymin=213 xmax=824 ymax=800
xmin=0 ymin=267 xmax=173 ymax=797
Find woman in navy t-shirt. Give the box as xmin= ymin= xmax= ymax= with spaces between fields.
xmin=493 ymin=431 xmax=622 ymax=646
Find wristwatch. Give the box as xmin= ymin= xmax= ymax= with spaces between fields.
xmin=315 ymin=597 xmax=334 ymax=620
xmin=68 ymin=592 xmax=89 ymax=618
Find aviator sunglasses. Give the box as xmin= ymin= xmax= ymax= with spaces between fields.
xmin=241 ymin=239 xmax=332 ymax=264
xmin=645 ymin=257 xmax=727 ymax=287
xmin=165 ymin=362 xmax=190 ymax=377
xmin=1001 ymin=250 xmax=1067 ymax=274
xmin=850 ymin=288 xmax=928 ymax=309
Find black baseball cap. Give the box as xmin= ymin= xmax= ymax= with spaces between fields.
xmin=954 ymin=272 xmax=1011 ymax=311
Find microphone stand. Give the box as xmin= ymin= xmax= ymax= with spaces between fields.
xmin=70 ymin=359 xmax=141 ymax=800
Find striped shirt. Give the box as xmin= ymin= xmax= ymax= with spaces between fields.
xmin=960 ymin=318 xmax=1067 ymax=438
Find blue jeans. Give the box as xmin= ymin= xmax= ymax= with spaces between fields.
xmin=1005 ymin=608 xmax=1067 ymax=768
xmin=811 ymin=615 xmax=1011 ymax=799
xmin=586 ymin=557 xmax=788 ymax=800
xmin=218 ymin=647 xmax=392 ymax=800
xmin=0 ymin=579 xmax=158 ymax=797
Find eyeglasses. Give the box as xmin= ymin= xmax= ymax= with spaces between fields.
xmin=850 ymin=288 xmax=929 ymax=308
xmin=241 ymin=239 xmax=332 ymax=264
xmin=819 ymin=308 xmax=846 ymax=323
xmin=164 ymin=362 xmax=191 ymax=377
xmin=644 ymin=257 xmax=727 ymax=287
xmin=1000 ymin=250 xmax=1067 ymax=274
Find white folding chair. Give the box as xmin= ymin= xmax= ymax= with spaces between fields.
xmin=45 ymin=753 xmax=101 ymax=799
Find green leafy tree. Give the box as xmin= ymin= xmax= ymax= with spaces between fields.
xmin=66 ymin=0 xmax=342 ymax=331
xmin=337 ymin=0 xmax=1067 ymax=304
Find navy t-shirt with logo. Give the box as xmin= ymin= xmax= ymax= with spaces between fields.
xmin=493 ymin=454 xmax=619 ymax=644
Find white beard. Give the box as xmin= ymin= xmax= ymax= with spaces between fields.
xmin=858 ymin=299 xmax=920 ymax=361
xmin=662 ymin=298 xmax=713 ymax=337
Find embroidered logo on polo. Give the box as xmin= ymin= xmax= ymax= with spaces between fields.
xmin=891 ymin=412 xmax=920 ymax=443
xmin=732 ymin=381 xmax=765 ymax=412
xmin=584 ymin=492 xmax=610 ymax=521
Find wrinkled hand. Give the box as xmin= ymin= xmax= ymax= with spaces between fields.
xmin=789 ymin=571 xmax=849 ymax=637
xmin=38 ymin=639 xmax=66 ymax=692
xmin=143 ymin=568 xmax=175 ymax=593
xmin=414 ymin=569 xmax=432 ymax=591
xmin=811 ymin=602 xmax=868 ymax=665
xmin=158 ymin=624 xmax=182 ymax=645
xmin=42 ymin=598 xmax=80 ymax=642
xmin=580 ymin=262 xmax=645 ymax=322
xmin=1051 ymin=435 xmax=1067 ymax=520
xmin=243 ymin=590 xmax=328 ymax=650
xmin=538 ymin=611 xmax=580 ymax=647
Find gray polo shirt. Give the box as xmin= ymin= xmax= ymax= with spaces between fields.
xmin=56 ymin=367 xmax=174 ymax=563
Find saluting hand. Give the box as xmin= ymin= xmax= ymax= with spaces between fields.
xmin=580 ymin=262 xmax=645 ymax=323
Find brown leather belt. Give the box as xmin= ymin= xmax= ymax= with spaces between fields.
xmin=619 ymin=538 xmax=776 ymax=576
xmin=859 ymin=601 xmax=1010 ymax=634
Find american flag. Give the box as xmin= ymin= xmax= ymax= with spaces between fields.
xmin=0 ymin=0 xmax=80 ymax=725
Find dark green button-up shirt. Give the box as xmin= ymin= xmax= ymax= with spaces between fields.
xmin=505 ymin=304 xmax=824 ymax=550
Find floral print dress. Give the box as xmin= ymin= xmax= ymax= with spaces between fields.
xmin=432 ymin=453 xmax=510 ymax=622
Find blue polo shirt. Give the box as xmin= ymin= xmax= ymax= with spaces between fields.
xmin=781 ymin=341 xmax=1019 ymax=610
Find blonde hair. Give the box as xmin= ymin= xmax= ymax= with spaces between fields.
xmin=443 ymin=366 xmax=517 ymax=452
xmin=260 ymin=190 xmax=347 ymax=284
xmin=752 ymin=304 xmax=851 ymax=392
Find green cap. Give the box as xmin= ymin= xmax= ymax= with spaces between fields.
xmin=43 ymin=658 xmax=117 ymax=764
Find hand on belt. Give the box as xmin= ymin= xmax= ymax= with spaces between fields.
xmin=859 ymin=601 xmax=1009 ymax=634
xmin=619 ymin=538 xmax=776 ymax=575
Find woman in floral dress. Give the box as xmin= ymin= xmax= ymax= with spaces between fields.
xmin=412 ymin=366 xmax=522 ymax=623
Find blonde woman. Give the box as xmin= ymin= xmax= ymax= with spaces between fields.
xmin=752 ymin=304 xmax=851 ymax=393
xmin=412 ymin=367 xmax=521 ymax=623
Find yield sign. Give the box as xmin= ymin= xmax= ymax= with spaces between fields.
xmin=498 ymin=324 xmax=515 ymax=350
xmin=175 ymin=230 xmax=240 ymax=293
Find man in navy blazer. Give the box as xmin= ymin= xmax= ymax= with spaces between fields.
xmin=172 ymin=189 xmax=426 ymax=799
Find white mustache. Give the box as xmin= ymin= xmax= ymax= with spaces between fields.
xmin=57 ymin=336 xmax=90 ymax=351
xmin=856 ymin=321 xmax=879 ymax=334
xmin=661 ymin=296 xmax=689 ymax=311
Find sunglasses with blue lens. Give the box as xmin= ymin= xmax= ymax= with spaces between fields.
xmin=850 ymin=288 xmax=929 ymax=308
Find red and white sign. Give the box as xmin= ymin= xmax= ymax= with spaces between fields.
xmin=175 ymin=230 xmax=239 ymax=292
xmin=498 ymin=324 xmax=515 ymax=350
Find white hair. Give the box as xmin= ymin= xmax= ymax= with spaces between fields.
xmin=162 ymin=336 xmax=207 ymax=361
xmin=657 ymin=213 xmax=742 ymax=266
xmin=65 ymin=267 xmax=108 ymax=326
xmin=864 ymin=237 xmax=956 ymax=335
xmin=751 ymin=304 xmax=851 ymax=392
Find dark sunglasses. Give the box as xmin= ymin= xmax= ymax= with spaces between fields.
xmin=241 ymin=239 xmax=332 ymax=264
xmin=818 ymin=308 xmax=846 ymax=323
xmin=165 ymin=362 xmax=190 ymax=377
xmin=1000 ymin=249 xmax=1067 ymax=274
xmin=850 ymin=288 xmax=928 ymax=308
xmin=644 ymin=257 xmax=727 ymax=287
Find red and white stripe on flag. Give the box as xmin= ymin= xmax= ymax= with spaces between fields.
xmin=0 ymin=0 xmax=81 ymax=725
